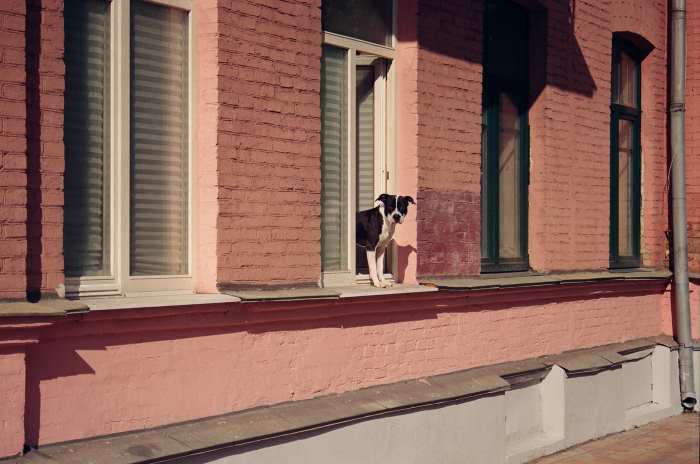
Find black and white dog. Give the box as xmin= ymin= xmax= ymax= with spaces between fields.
xmin=356 ymin=194 xmax=415 ymax=287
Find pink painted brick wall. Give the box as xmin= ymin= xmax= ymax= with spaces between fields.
xmin=26 ymin=0 xmax=64 ymax=296
xmin=415 ymin=0 xmax=483 ymax=277
xmin=25 ymin=290 xmax=666 ymax=446
xmin=0 ymin=349 xmax=25 ymax=457
xmin=0 ymin=0 xmax=26 ymax=300
xmin=215 ymin=0 xmax=322 ymax=288
xmin=194 ymin=0 xmax=220 ymax=292
xmin=688 ymin=0 xmax=700 ymax=274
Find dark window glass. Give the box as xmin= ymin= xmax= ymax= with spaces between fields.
xmin=481 ymin=0 xmax=530 ymax=273
xmin=322 ymin=0 xmax=393 ymax=46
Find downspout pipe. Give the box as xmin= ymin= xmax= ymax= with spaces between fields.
xmin=669 ymin=0 xmax=697 ymax=411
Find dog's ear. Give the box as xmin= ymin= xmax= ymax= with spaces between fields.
xmin=375 ymin=193 xmax=390 ymax=203
xmin=405 ymin=196 xmax=416 ymax=205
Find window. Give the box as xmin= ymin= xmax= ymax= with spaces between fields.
xmin=320 ymin=1 xmax=395 ymax=286
xmin=610 ymin=38 xmax=641 ymax=268
xmin=64 ymin=0 xmax=192 ymax=297
xmin=481 ymin=0 xmax=530 ymax=273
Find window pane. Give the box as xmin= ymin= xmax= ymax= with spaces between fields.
xmin=615 ymin=49 xmax=638 ymax=108
xmin=322 ymin=0 xmax=392 ymax=46
xmin=617 ymin=119 xmax=634 ymax=257
xmin=498 ymin=93 xmax=521 ymax=259
xmin=64 ymin=0 xmax=110 ymax=277
xmin=130 ymin=1 xmax=189 ymax=276
xmin=321 ymin=46 xmax=348 ymax=272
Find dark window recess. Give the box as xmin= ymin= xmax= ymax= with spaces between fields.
xmin=481 ymin=0 xmax=530 ymax=273
xmin=610 ymin=38 xmax=642 ymax=269
xmin=322 ymin=0 xmax=393 ymax=46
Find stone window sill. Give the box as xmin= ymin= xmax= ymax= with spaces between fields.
xmin=0 ymin=299 xmax=88 ymax=318
xmin=419 ymin=269 xmax=672 ymax=291
xmin=221 ymin=284 xmax=436 ymax=302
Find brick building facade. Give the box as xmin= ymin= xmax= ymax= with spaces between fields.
xmin=0 ymin=0 xmax=699 ymax=461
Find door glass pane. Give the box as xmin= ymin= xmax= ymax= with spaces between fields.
xmin=321 ymin=46 xmax=348 ymax=272
xmin=615 ymin=49 xmax=638 ymax=108
xmin=322 ymin=0 xmax=392 ymax=46
xmin=617 ymin=119 xmax=634 ymax=257
xmin=355 ymin=65 xmax=375 ymax=273
xmin=64 ymin=0 xmax=110 ymax=277
xmin=498 ymin=93 xmax=521 ymax=259
xmin=130 ymin=0 xmax=189 ymax=276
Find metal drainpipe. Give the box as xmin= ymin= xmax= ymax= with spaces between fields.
xmin=670 ymin=0 xmax=697 ymax=411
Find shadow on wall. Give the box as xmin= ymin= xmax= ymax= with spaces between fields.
xmin=398 ymin=0 xmax=598 ymax=100
xmin=25 ymin=0 xmax=43 ymax=302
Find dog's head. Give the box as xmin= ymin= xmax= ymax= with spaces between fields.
xmin=376 ymin=194 xmax=415 ymax=224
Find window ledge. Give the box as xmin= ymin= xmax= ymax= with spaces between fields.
xmin=420 ymin=269 xmax=672 ymax=291
xmin=0 ymin=299 xmax=88 ymax=318
xmin=222 ymin=284 xmax=436 ymax=302
xmin=82 ymin=293 xmax=241 ymax=311
xmin=689 ymin=273 xmax=700 ymax=283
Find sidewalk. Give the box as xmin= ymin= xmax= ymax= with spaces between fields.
xmin=531 ymin=413 xmax=699 ymax=464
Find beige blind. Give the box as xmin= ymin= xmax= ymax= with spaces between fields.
xmin=321 ymin=46 xmax=348 ymax=272
xmin=356 ymin=66 xmax=375 ymax=211
xmin=64 ymin=0 xmax=110 ymax=277
xmin=130 ymin=0 xmax=189 ymax=276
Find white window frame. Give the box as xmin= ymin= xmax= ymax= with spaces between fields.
xmin=65 ymin=0 xmax=195 ymax=298
xmin=321 ymin=1 xmax=397 ymax=287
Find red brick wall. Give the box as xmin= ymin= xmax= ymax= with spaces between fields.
xmin=26 ymin=0 xmax=64 ymax=297
xmin=415 ymin=0 xmax=483 ymax=277
xmin=688 ymin=0 xmax=700 ymax=274
xmin=0 ymin=0 xmax=26 ymax=300
xmin=216 ymin=0 xmax=322 ymax=288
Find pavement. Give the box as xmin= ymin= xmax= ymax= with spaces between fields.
xmin=531 ymin=413 xmax=699 ymax=464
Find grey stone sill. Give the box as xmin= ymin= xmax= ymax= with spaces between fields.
xmin=222 ymin=284 xmax=436 ymax=302
xmin=0 ymin=299 xmax=88 ymax=318
xmin=82 ymin=294 xmax=242 ymax=311
xmin=689 ymin=272 xmax=700 ymax=282
xmin=11 ymin=336 xmax=676 ymax=464
xmin=420 ymin=269 xmax=672 ymax=290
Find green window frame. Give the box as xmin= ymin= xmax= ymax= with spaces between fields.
xmin=481 ymin=0 xmax=530 ymax=273
xmin=610 ymin=38 xmax=642 ymax=268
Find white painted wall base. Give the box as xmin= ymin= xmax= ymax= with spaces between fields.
xmin=171 ymin=345 xmax=693 ymax=464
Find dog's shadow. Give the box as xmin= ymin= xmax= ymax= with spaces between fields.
xmin=394 ymin=243 xmax=417 ymax=283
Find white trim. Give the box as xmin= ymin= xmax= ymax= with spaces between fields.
xmin=323 ymin=32 xmax=395 ymax=59
xmin=145 ymin=0 xmax=192 ymax=10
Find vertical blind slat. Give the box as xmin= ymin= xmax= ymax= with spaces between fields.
xmin=130 ymin=0 xmax=189 ymax=276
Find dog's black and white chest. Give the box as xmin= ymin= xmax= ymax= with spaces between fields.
xmin=356 ymin=207 xmax=395 ymax=251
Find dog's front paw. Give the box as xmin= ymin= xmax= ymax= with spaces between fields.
xmin=379 ymin=279 xmax=393 ymax=288
xmin=372 ymin=280 xmax=387 ymax=288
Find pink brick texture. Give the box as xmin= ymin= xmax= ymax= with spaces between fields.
xmin=0 ymin=350 xmax=25 ymax=458
xmin=26 ymin=0 xmax=64 ymax=297
xmin=0 ymin=0 xmax=26 ymax=300
xmin=24 ymin=289 xmax=666 ymax=446
xmin=215 ymin=0 xmax=322 ymax=288
xmin=415 ymin=0 xmax=483 ymax=277
xmin=688 ymin=0 xmax=700 ymax=274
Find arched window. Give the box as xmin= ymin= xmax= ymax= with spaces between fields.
xmin=610 ymin=38 xmax=642 ymax=268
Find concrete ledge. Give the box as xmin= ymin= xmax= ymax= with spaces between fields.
xmin=0 ymin=299 xmax=88 ymax=318
xmin=11 ymin=337 xmax=683 ymax=464
xmin=221 ymin=287 xmax=341 ymax=302
xmin=420 ymin=269 xmax=672 ymax=290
